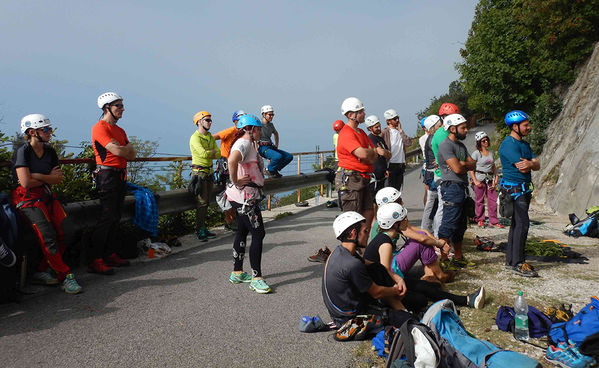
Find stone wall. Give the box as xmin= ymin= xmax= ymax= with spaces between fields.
xmin=533 ymin=42 xmax=599 ymax=215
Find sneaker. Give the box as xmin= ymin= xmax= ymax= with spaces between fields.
xmin=204 ymin=228 xmax=216 ymax=239
xmin=195 ymin=229 xmax=208 ymax=242
xmin=467 ymin=286 xmax=486 ymax=309
xmin=307 ymin=247 xmax=330 ymax=263
xmin=561 ymin=340 xmax=597 ymax=366
xmin=229 ymin=271 xmax=252 ymax=284
xmin=440 ymin=259 xmax=458 ymax=272
xmin=61 ymin=273 xmax=82 ymax=294
xmin=31 ymin=271 xmax=59 ymax=285
xmin=249 ymin=278 xmax=271 ymax=294
xmin=545 ymin=343 xmax=589 ymax=368
xmin=450 ymin=257 xmax=476 ymax=269
xmin=512 ymin=262 xmax=538 ymax=277
xmin=87 ymin=258 xmax=115 ymax=275
xmin=490 ymin=222 xmax=505 ymax=229
xmin=477 ymin=220 xmax=485 ymax=228
xmin=105 ymin=253 xmax=130 ymax=267
xmin=0 ymin=241 xmax=16 ymax=268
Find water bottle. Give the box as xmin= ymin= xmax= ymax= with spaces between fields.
xmin=314 ymin=190 xmax=320 ymax=205
xmin=514 ymin=290 xmax=529 ymax=341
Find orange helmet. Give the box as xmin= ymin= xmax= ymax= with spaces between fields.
xmin=193 ymin=111 xmax=211 ymax=125
xmin=438 ymin=103 xmax=459 ymax=116
xmin=333 ymin=120 xmax=344 ymax=132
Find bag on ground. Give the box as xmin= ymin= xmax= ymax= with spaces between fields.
xmin=495 ymin=305 xmax=553 ymax=338
xmin=386 ymin=318 xmax=441 ymax=368
xmin=549 ymin=297 xmax=599 ymax=346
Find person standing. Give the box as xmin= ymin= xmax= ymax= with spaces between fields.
xmin=499 ymin=110 xmax=540 ymax=277
xmin=189 ymin=111 xmax=221 ymax=241
xmin=420 ymin=115 xmax=442 ymax=233
xmin=470 ymin=131 xmax=502 ymax=228
xmin=381 ymin=109 xmax=411 ymax=192
xmin=436 ymin=114 xmax=477 ymax=268
xmin=257 ymin=105 xmax=293 ymax=177
xmin=365 ymin=115 xmax=391 ymax=207
xmin=12 ymin=114 xmax=82 ymax=294
xmin=333 ymin=119 xmax=344 ymax=164
xmin=226 ymin=114 xmax=271 ymax=294
xmin=89 ymin=92 xmax=135 ymax=275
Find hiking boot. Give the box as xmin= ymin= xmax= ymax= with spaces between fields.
xmin=512 ymin=262 xmax=538 ymax=277
xmin=490 ymin=222 xmax=505 ymax=229
xmin=266 ymin=170 xmax=282 ymax=178
xmin=61 ymin=273 xmax=82 ymax=294
xmin=545 ymin=343 xmax=590 ymax=368
xmin=87 ymin=258 xmax=115 ymax=275
xmin=229 ymin=271 xmax=252 ymax=284
xmin=467 ymin=286 xmax=485 ymax=309
xmin=105 ymin=253 xmax=130 ymax=267
xmin=249 ymin=278 xmax=271 ymax=294
xmin=307 ymin=247 xmax=331 ymax=263
xmin=440 ymin=259 xmax=458 ymax=272
xmin=195 ymin=228 xmax=208 ymax=242
xmin=0 ymin=241 xmax=16 ymax=268
xmin=31 ymin=271 xmax=59 ymax=285
xmin=450 ymin=257 xmax=476 ymax=269
xmin=477 ymin=220 xmax=485 ymax=228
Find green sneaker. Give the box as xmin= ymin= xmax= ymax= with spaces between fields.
xmin=61 ymin=273 xmax=82 ymax=294
xmin=249 ymin=278 xmax=271 ymax=294
xmin=440 ymin=259 xmax=458 ymax=272
xmin=451 ymin=257 xmax=476 ymax=269
xmin=229 ymin=271 xmax=252 ymax=284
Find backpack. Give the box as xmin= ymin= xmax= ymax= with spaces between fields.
xmin=386 ymin=318 xmax=441 ymax=368
xmin=564 ymin=208 xmax=599 ymax=238
xmin=495 ymin=305 xmax=554 ymax=338
xmin=549 ymin=297 xmax=599 ymax=346
xmin=0 ymin=193 xmax=21 ymax=303
xmin=422 ymin=299 xmax=541 ymax=368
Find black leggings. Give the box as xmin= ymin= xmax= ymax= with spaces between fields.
xmin=231 ymin=202 xmax=265 ymax=278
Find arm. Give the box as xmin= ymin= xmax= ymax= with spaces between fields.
xmin=15 ymin=167 xmax=46 ymax=188
xmin=211 ymin=137 xmax=221 ymax=159
xmin=273 ymin=130 xmax=279 ymax=148
xmin=445 ymin=156 xmax=476 ymax=174
xmin=376 ymin=143 xmax=392 ymax=159
xmin=105 ymin=140 xmax=136 ymax=160
xmin=514 ymin=157 xmax=540 ymax=173
xmin=352 ymin=146 xmax=377 ymax=164
xmin=378 ymin=243 xmax=403 ymax=285
xmin=367 ymin=281 xmax=404 ymax=299
xmin=400 ymin=131 xmax=412 ymax=152
xmin=469 ymin=170 xmax=482 ymax=187
xmin=30 ymin=166 xmax=63 ymax=185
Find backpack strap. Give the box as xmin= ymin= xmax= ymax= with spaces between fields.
xmin=480 ymin=348 xmax=504 ymax=367
xmin=399 ymin=320 xmax=417 ymax=364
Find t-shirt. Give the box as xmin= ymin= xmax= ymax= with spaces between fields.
xmin=389 ymin=129 xmax=405 ymax=164
xmin=368 ymin=133 xmax=388 ymax=180
xmin=471 ymin=150 xmax=495 ymax=181
xmin=322 ymin=246 xmax=374 ymax=322
xmin=337 ymin=124 xmax=374 ymax=173
xmin=91 ymin=120 xmax=129 ymax=168
xmin=499 ymin=136 xmax=535 ymax=184
xmin=431 ymin=128 xmax=449 ymax=179
xmin=364 ymin=232 xmax=393 ymax=264
xmin=259 ymin=122 xmax=276 ymax=144
xmin=215 ymin=125 xmax=237 ymax=159
xmin=11 ymin=142 xmax=59 ymax=184
xmin=189 ymin=130 xmax=221 ymax=173
xmin=225 ymin=138 xmax=264 ymax=203
xmin=437 ymin=138 xmax=469 ymax=184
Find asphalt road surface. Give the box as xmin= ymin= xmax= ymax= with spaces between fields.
xmin=0 ymin=124 xmax=496 ymax=368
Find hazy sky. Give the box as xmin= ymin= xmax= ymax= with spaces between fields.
xmin=0 ymin=0 xmax=478 ymax=156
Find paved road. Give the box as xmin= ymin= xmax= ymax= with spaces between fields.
xmin=0 ymin=124 xmax=496 ymax=368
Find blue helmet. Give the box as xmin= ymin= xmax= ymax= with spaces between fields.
xmin=237 ymin=114 xmax=261 ymax=129
xmin=505 ymin=110 xmax=529 ymax=126
xmin=232 ymin=109 xmax=245 ymax=122
xmin=420 ymin=117 xmax=426 ymax=127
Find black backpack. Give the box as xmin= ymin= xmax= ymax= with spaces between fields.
xmin=386 ymin=318 xmax=441 ymax=368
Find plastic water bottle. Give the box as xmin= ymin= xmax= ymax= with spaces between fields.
xmin=314 ymin=190 xmax=320 ymax=205
xmin=514 ymin=290 xmax=529 ymax=341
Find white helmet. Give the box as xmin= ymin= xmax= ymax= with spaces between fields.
xmin=261 ymin=105 xmax=274 ymax=114
xmin=97 ymin=92 xmax=123 ymax=109
xmin=375 ymin=187 xmax=402 ymax=207
xmin=341 ymin=97 xmax=364 ymax=115
xmin=475 ymin=131 xmax=489 ymax=142
xmin=20 ymin=114 xmax=51 ymax=134
xmin=377 ymin=203 xmax=408 ymax=230
xmin=365 ymin=115 xmax=380 ymax=128
xmin=333 ymin=211 xmax=366 ymax=239
xmin=383 ymin=109 xmax=399 ymax=120
xmin=423 ymin=115 xmax=441 ymax=130
xmin=443 ymin=114 xmax=467 ymax=130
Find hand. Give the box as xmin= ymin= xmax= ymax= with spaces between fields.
xmin=514 ymin=158 xmax=532 ymax=173
xmin=474 ymin=180 xmax=483 ymax=188
xmin=394 ymin=279 xmax=407 ymax=296
xmin=376 ymin=146 xmax=386 ymax=156
xmin=235 ymin=174 xmax=251 ymax=187
xmin=50 ymin=166 xmax=63 ymax=179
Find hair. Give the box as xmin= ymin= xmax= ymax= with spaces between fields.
xmin=230 ymin=126 xmax=256 ymax=147
xmin=476 ymin=136 xmax=489 ymax=151
xmin=337 ymin=221 xmax=364 ymax=242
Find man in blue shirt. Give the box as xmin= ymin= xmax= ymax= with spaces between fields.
xmin=499 ymin=110 xmax=541 ymax=277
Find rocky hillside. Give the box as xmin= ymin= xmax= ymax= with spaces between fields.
xmin=533 ymin=42 xmax=599 ymax=215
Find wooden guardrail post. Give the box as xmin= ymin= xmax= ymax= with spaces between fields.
xmin=320 ymin=153 xmax=324 ymax=196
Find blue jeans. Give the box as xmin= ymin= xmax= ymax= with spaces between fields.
xmin=438 ymin=181 xmax=468 ymax=243
xmin=258 ymin=145 xmax=293 ymax=173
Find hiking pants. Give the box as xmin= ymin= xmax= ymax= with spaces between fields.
xmin=433 ymin=184 xmax=444 ymax=238
xmin=402 ymin=278 xmax=467 ymax=312
xmin=387 ymin=163 xmax=406 ymax=192
xmin=421 ymin=188 xmax=438 ymax=233
xmin=89 ymin=169 xmax=126 ymax=263
xmin=231 ymin=201 xmax=265 ymax=278
xmin=193 ymin=171 xmax=213 ymax=229
xmin=472 ymin=181 xmax=498 ymax=224
xmin=506 ymin=193 xmax=531 ymax=267
xmin=257 ymin=145 xmax=293 ymax=173
xmin=438 ymin=182 xmax=468 ymax=243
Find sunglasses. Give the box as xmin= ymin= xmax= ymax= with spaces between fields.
xmin=111 ymin=103 xmax=124 ymax=108
xmin=266 ymin=113 xmax=274 ymax=117
xmin=38 ymin=126 xmax=53 ymax=133
xmin=203 ymin=118 xmax=212 ymax=123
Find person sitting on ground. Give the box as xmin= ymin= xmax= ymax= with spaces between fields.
xmin=364 ymin=203 xmax=485 ymax=312
xmin=322 ymin=211 xmax=409 ymax=327
xmin=470 ymin=131 xmax=503 ymax=229
xmin=226 ymin=115 xmax=271 ymax=294
xmin=11 ymin=114 xmax=82 ymax=294
xmin=257 ymin=105 xmax=293 ymax=178
xmin=189 ymin=110 xmax=221 ymax=242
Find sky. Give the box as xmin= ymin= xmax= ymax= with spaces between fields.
xmin=0 ymin=0 xmax=478 ymax=156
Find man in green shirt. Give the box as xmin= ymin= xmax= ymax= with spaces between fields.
xmin=190 ymin=111 xmax=221 ymax=241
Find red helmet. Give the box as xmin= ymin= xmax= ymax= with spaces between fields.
xmin=333 ymin=120 xmax=345 ymax=132
xmin=438 ymin=103 xmax=460 ymax=116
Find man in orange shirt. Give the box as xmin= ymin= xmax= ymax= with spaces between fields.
xmin=336 ymin=97 xmax=377 ymax=227
xmin=89 ymin=92 xmax=136 ymax=275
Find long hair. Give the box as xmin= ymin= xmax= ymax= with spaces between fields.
xmin=230 ymin=126 xmax=254 ymax=147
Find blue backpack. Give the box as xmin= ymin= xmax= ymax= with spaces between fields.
xmin=422 ymin=299 xmax=541 ymax=368
xmin=549 ymin=297 xmax=599 ymax=345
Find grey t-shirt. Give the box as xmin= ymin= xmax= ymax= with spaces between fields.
xmin=437 ymin=137 xmax=469 ymax=184
xmin=259 ymin=122 xmax=276 ymax=144
xmin=471 ymin=150 xmax=495 ymax=181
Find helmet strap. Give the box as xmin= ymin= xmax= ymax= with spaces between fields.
xmin=512 ymin=123 xmax=524 ymax=139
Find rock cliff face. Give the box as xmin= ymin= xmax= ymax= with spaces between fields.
xmin=533 ymin=42 xmax=599 ymax=215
